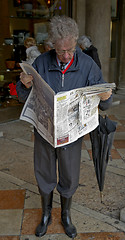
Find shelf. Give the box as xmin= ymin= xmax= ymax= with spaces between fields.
xmin=0 ymin=70 xmax=21 ymax=85
xmin=10 ymin=15 xmax=49 ymax=19
xmin=0 ymin=70 xmax=21 ymax=73
xmin=0 ymin=80 xmax=10 ymax=87
xmin=10 ymin=8 xmax=52 ymax=19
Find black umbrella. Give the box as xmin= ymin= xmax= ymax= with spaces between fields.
xmin=89 ymin=114 xmax=117 ymax=202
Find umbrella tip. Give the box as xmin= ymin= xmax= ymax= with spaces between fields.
xmin=100 ymin=191 xmax=103 ymax=203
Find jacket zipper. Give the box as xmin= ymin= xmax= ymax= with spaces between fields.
xmin=62 ymin=73 xmax=64 ymax=87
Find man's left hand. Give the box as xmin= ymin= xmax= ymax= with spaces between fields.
xmin=98 ymin=89 xmax=112 ymax=101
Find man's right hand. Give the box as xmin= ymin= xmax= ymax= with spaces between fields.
xmin=20 ymin=72 xmax=33 ymax=88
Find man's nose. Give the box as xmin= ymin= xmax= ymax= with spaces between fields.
xmin=63 ymin=51 xmax=70 ymax=58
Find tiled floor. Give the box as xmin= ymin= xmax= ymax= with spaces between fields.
xmin=0 ymin=186 xmax=125 ymax=239
xmin=0 ymin=90 xmax=125 ymax=239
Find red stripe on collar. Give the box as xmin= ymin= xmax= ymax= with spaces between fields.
xmin=61 ymin=56 xmax=74 ymax=74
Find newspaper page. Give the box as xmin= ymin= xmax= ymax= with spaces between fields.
xmin=54 ymin=90 xmax=100 ymax=147
xmin=20 ymin=63 xmax=115 ymax=148
xmin=20 ymin=63 xmax=55 ymax=146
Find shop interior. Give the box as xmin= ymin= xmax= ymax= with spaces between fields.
xmin=0 ymin=0 xmax=68 ymax=123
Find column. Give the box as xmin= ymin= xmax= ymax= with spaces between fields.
xmin=72 ymin=0 xmax=86 ymax=36
xmin=119 ymin=0 xmax=125 ymax=87
xmin=85 ymin=0 xmax=111 ymax=82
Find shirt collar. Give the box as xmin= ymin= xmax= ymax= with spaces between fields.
xmin=56 ymin=56 xmax=71 ymax=69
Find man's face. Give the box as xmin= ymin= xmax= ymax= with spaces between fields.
xmin=55 ymin=38 xmax=76 ymax=63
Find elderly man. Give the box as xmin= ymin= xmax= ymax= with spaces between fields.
xmin=16 ymin=15 xmax=112 ymax=239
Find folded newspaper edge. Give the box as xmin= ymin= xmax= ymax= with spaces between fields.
xmin=19 ymin=63 xmax=116 ymax=148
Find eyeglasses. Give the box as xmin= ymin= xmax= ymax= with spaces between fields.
xmin=56 ymin=47 xmax=76 ymax=56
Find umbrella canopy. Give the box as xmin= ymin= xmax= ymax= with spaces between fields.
xmin=89 ymin=114 xmax=117 ymax=202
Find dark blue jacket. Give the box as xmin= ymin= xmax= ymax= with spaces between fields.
xmin=16 ymin=47 xmax=112 ymax=110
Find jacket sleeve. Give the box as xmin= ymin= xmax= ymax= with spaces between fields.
xmin=99 ymin=96 xmax=112 ymax=111
xmin=16 ymin=80 xmax=31 ymax=103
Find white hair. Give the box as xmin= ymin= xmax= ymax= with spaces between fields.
xmin=78 ymin=35 xmax=92 ymax=49
xmin=48 ymin=15 xmax=79 ymax=44
xmin=44 ymin=40 xmax=53 ymax=49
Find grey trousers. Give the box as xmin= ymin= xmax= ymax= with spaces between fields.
xmin=34 ymin=129 xmax=83 ymax=198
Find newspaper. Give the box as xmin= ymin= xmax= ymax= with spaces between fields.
xmin=20 ymin=63 xmax=115 ymax=148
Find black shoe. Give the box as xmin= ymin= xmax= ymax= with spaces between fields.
xmin=61 ymin=213 xmax=77 ymax=238
xmin=35 ymin=191 xmax=53 ymax=237
xmin=61 ymin=196 xmax=77 ymax=238
xmin=35 ymin=214 xmax=52 ymax=237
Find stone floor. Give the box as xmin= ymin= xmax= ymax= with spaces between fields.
xmin=0 ymin=89 xmax=125 ymax=239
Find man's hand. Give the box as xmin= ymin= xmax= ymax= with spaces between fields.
xmin=20 ymin=72 xmax=33 ymax=88
xmin=98 ymin=89 xmax=112 ymax=101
